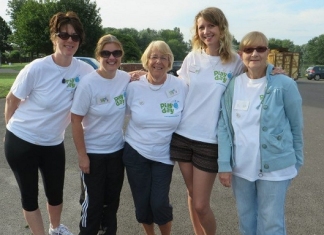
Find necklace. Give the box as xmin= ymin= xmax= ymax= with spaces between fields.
xmin=147 ymin=74 xmax=167 ymax=91
xmin=208 ymin=55 xmax=221 ymax=72
xmin=52 ymin=55 xmax=71 ymax=83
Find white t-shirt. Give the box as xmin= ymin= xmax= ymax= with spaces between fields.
xmin=125 ymin=74 xmax=188 ymax=165
xmin=175 ymin=50 xmax=244 ymax=143
xmin=71 ymin=70 xmax=130 ymax=153
xmin=232 ymin=73 xmax=297 ymax=181
xmin=7 ymin=55 xmax=94 ymax=145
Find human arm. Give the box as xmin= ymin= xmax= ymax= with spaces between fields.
xmin=129 ymin=70 xmax=147 ymax=81
xmin=4 ymin=92 xmax=21 ymax=124
xmin=217 ymin=111 xmax=233 ymax=187
xmin=71 ymin=113 xmax=90 ymax=174
xmin=283 ymin=81 xmax=304 ymax=172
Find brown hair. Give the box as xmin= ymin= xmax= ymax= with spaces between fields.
xmin=49 ymin=11 xmax=85 ymax=50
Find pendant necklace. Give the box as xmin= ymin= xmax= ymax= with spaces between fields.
xmin=206 ymin=48 xmax=220 ymax=72
xmin=52 ymin=56 xmax=70 ymax=84
xmin=208 ymin=55 xmax=221 ymax=73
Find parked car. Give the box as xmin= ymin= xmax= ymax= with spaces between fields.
xmin=168 ymin=61 xmax=183 ymax=76
xmin=305 ymin=65 xmax=324 ymax=81
xmin=75 ymin=57 xmax=99 ymax=69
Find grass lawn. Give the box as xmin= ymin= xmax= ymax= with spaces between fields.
xmin=0 ymin=63 xmax=28 ymax=98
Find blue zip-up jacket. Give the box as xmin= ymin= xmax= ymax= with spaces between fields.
xmin=218 ymin=64 xmax=304 ymax=174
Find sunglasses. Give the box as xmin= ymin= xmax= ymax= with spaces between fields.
xmin=242 ymin=46 xmax=268 ymax=54
xmin=99 ymin=50 xmax=123 ymax=58
xmin=55 ymin=32 xmax=80 ymax=42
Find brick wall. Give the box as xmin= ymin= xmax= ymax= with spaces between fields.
xmin=120 ymin=63 xmax=145 ymax=72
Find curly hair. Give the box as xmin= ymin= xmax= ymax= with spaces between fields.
xmin=191 ymin=7 xmax=236 ymax=64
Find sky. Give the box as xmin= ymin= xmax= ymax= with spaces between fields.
xmin=1 ymin=0 xmax=324 ymax=46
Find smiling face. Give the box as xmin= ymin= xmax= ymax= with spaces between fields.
xmin=197 ymin=17 xmax=221 ymax=51
xmin=99 ymin=42 xmax=122 ymax=74
xmin=241 ymin=46 xmax=269 ymax=72
xmin=53 ymin=24 xmax=79 ymax=58
xmin=147 ymin=48 xmax=170 ymax=82
xmin=239 ymin=31 xmax=270 ymax=78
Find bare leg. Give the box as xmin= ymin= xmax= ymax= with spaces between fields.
xmin=178 ymin=162 xmax=204 ymax=235
xmin=188 ymin=195 xmax=204 ymax=235
xmin=47 ymin=203 xmax=63 ymax=229
xmin=191 ymin=167 xmax=217 ymax=235
xmin=23 ymin=209 xmax=46 ymax=235
xmin=158 ymin=221 xmax=171 ymax=235
xmin=142 ymin=223 xmax=155 ymax=235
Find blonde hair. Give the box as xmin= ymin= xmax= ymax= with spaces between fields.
xmin=94 ymin=34 xmax=124 ymax=60
xmin=191 ymin=7 xmax=236 ymax=64
xmin=141 ymin=41 xmax=174 ymax=71
xmin=239 ymin=31 xmax=269 ymax=51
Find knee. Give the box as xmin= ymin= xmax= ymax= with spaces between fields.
xmin=193 ymin=201 xmax=210 ymax=217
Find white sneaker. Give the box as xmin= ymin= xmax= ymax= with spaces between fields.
xmin=48 ymin=224 xmax=73 ymax=235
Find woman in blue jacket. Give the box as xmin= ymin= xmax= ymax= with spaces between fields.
xmin=217 ymin=31 xmax=303 ymax=235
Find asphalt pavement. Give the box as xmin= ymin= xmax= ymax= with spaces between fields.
xmin=0 ymin=79 xmax=323 ymax=234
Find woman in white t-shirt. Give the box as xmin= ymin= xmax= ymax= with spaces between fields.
xmin=123 ymin=41 xmax=188 ymax=235
xmin=169 ymin=7 xmax=244 ymax=235
xmin=4 ymin=12 xmax=93 ymax=235
xmin=71 ymin=34 xmax=130 ymax=235
xmin=218 ymin=31 xmax=303 ymax=235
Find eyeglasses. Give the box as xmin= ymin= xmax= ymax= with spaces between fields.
xmin=149 ymin=55 xmax=169 ymax=62
xmin=242 ymin=46 xmax=268 ymax=54
xmin=55 ymin=32 xmax=80 ymax=42
xmin=99 ymin=50 xmax=123 ymax=58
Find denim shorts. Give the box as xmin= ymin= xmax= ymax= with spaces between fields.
xmin=122 ymin=142 xmax=173 ymax=225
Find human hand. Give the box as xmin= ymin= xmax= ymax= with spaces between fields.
xmin=218 ymin=172 xmax=232 ymax=187
xmin=272 ymin=67 xmax=286 ymax=75
xmin=129 ymin=70 xmax=147 ymax=82
xmin=79 ymin=155 xmax=90 ymax=174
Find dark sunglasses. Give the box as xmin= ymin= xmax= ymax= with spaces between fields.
xmin=242 ymin=46 xmax=268 ymax=54
xmin=55 ymin=32 xmax=80 ymax=42
xmin=99 ymin=50 xmax=123 ymax=58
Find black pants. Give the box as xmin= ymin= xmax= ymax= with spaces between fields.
xmin=4 ymin=129 xmax=65 ymax=211
xmin=79 ymin=149 xmax=124 ymax=235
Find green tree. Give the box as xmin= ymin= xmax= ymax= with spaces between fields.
xmin=7 ymin=0 xmax=103 ymax=57
xmin=138 ymin=28 xmax=159 ymax=52
xmin=103 ymin=29 xmax=141 ymax=62
xmin=303 ymin=35 xmax=324 ymax=65
xmin=6 ymin=0 xmax=26 ymax=23
xmin=268 ymin=38 xmax=295 ymax=52
xmin=55 ymin=0 xmax=104 ymax=56
xmin=158 ymin=28 xmax=189 ymax=60
xmin=0 ymin=16 xmax=12 ymax=53
xmin=11 ymin=0 xmax=53 ymax=58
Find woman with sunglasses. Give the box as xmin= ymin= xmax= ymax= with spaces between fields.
xmin=71 ymin=34 xmax=130 ymax=235
xmin=4 ymin=12 xmax=93 ymax=235
xmin=122 ymin=41 xmax=187 ymax=235
xmin=218 ymin=31 xmax=303 ymax=235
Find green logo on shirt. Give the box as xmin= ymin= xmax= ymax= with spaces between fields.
xmin=114 ymin=94 xmax=125 ymax=106
xmin=160 ymin=103 xmax=174 ymax=114
xmin=214 ymin=71 xmax=227 ymax=83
